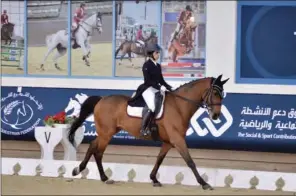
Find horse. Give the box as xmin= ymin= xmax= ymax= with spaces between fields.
xmin=168 ymin=16 xmax=197 ymax=62
xmin=115 ymin=31 xmax=158 ymax=66
xmin=1 ymin=22 xmax=15 ymax=45
xmin=40 ymin=12 xmax=103 ymax=71
xmin=68 ymin=74 xmax=229 ymax=190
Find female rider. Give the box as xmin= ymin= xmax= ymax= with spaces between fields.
xmin=129 ymin=43 xmax=173 ymax=137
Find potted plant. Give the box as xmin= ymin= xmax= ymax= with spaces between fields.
xmin=43 ymin=111 xmax=76 ymax=128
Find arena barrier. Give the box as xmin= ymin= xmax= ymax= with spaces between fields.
xmin=1 ymin=45 xmax=24 ymax=68
xmin=2 ymin=157 xmax=295 ymax=192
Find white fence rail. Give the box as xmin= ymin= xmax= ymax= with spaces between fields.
xmin=2 ymin=157 xmax=295 ymax=192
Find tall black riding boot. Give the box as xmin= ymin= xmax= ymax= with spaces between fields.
xmin=140 ymin=109 xmax=153 ymax=137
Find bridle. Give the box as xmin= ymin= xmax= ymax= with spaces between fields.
xmin=168 ymin=78 xmax=224 ymax=110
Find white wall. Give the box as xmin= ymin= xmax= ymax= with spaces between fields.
xmin=2 ymin=1 xmax=296 ymax=95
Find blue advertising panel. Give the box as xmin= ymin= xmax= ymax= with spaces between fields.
xmin=236 ymin=1 xmax=296 ymax=85
xmin=1 ymin=86 xmax=296 ymax=153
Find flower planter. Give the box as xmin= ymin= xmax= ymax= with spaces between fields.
xmin=34 ymin=126 xmax=63 ymax=160
xmin=58 ymin=124 xmax=84 ymax=161
xmin=34 ymin=124 xmax=84 ymax=161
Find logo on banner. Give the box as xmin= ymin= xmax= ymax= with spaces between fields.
xmin=186 ymin=93 xmax=233 ymax=137
xmin=1 ymin=88 xmax=43 ymax=136
xmin=64 ymin=93 xmax=96 ymax=136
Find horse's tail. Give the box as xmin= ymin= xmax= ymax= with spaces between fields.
xmin=68 ymin=96 xmax=102 ymax=147
xmin=45 ymin=34 xmax=54 ymax=47
xmin=115 ymin=41 xmax=125 ymax=57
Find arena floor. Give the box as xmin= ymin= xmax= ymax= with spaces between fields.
xmin=2 ymin=175 xmax=295 ymax=195
xmin=115 ymin=57 xmax=144 ymax=77
xmin=27 ymin=43 xmax=113 ymax=76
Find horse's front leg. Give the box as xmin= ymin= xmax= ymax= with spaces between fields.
xmin=150 ymin=142 xmax=172 ymax=187
xmin=170 ymin=132 xmax=213 ymax=190
xmin=78 ymin=41 xmax=90 ymax=66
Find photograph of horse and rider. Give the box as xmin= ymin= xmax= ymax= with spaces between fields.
xmin=161 ymin=1 xmax=206 ymax=78
xmin=1 ymin=2 xmax=25 ymax=75
xmin=114 ymin=1 xmax=160 ymax=77
xmin=27 ymin=1 xmax=113 ymax=77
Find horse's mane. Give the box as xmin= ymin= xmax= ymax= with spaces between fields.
xmin=174 ymin=77 xmax=214 ymax=91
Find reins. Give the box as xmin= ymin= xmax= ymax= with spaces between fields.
xmin=167 ymin=80 xmax=224 ymax=110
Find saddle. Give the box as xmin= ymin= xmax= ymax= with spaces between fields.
xmin=127 ymin=90 xmax=166 ymax=120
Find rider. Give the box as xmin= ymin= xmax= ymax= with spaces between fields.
xmin=71 ymin=3 xmax=86 ymax=46
xmin=169 ymin=5 xmax=193 ymax=43
xmin=1 ymin=10 xmax=9 ymax=27
xmin=136 ymin=25 xmax=145 ymax=51
xmin=129 ymin=43 xmax=173 ymax=137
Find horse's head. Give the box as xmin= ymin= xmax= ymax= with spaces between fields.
xmin=95 ymin=12 xmax=103 ymax=34
xmin=174 ymin=74 xmax=229 ymax=120
xmin=202 ymin=75 xmax=229 ymax=120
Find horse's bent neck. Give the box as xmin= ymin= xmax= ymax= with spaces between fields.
xmin=173 ymin=78 xmax=211 ymax=121
xmin=80 ymin=14 xmax=96 ymax=33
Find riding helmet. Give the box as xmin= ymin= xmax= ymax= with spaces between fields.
xmin=185 ymin=5 xmax=192 ymax=11
xmin=3 ymin=10 xmax=7 ymax=13
xmin=80 ymin=3 xmax=86 ymax=7
xmin=139 ymin=25 xmax=143 ymax=29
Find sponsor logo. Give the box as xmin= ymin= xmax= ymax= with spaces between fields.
xmin=1 ymin=88 xmax=43 ymax=135
xmin=187 ymin=92 xmax=233 ymax=137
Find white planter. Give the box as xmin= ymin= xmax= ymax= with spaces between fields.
xmin=34 ymin=124 xmax=84 ymax=161
xmin=34 ymin=126 xmax=63 ymax=160
xmin=58 ymin=124 xmax=84 ymax=161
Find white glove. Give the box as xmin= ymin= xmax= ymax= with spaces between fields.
xmin=160 ymin=85 xmax=167 ymax=92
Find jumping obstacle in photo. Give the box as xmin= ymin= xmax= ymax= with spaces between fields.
xmin=1 ymin=44 xmax=24 ymax=68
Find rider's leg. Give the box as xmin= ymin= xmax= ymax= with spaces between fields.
xmin=71 ymin=23 xmax=77 ymax=39
xmin=141 ymin=87 xmax=157 ymax=136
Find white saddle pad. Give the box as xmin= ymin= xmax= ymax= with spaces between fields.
xmin=127 ymin=91 xmax=166 ymax=119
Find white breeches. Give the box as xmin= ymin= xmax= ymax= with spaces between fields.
xmin=142 ymin=87 xmax=159 ymax=112
xmin=72 ymin=22 xmax=78 ymax=29
xmin=137 ymin=40 xmax=145 ymax=45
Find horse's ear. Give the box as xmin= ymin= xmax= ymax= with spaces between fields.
xmin=221 ymin=78 xmax=229 ymax=85
xmin=216 ymin=74 xmax=223 ymax=82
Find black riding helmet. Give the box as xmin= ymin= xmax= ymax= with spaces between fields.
xmin=146 ymin=43 xmax=162 ymax=60
xmin=80 ymin=3 xmax=86 ymax=7
xmin=186 ymin=5 xmax=192 ymax=11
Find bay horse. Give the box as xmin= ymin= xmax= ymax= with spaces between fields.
xmin=40 ymin=12 xmax=103 ymax=71
xmin=115 ymin=31 xmax=158 ymax=66
xmin=1 ymin=22 xmax=15 ymax=45
xmin=168 ymin=16 xmax=197 ymax=62
xmin=68 ymin=74 xmax=229 ymax=190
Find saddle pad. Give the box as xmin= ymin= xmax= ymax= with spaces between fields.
xmin=127 ymin=91 xmax=165 ymax=119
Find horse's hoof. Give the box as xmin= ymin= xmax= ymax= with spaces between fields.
xmin=202 ymin=184 xmax=214 ymax=190
xmin=105 ymin=179 xmax=115 ymax=184
xmin=72 ymin=167 xmax=80 ymax=176
xmin=153 ymin=182 xmax=162 ymax=187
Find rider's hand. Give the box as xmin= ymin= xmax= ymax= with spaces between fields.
xmin=160 ymin=85 xmax=167 ymax=92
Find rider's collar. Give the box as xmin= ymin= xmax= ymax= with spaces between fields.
xmin=149 ymin=58 xmax=157 ymax=66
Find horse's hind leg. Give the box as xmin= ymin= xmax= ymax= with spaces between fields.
xmin=93 ymin=132 xmax=114 ymax=183
xmin=72 ymin=138 xmax=97 ymax=176
xmin=150 ymin=142 xmax=172 ymax=187
xmin=127 ymin=51 xmax=133 ymax=66
xmin=118 ymin=52 xmax=126 ymax=66
xmin=53 ymin=49 xmax=66 ymax=70
xmin=40 ymin=46 xmax=55 ymax=71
